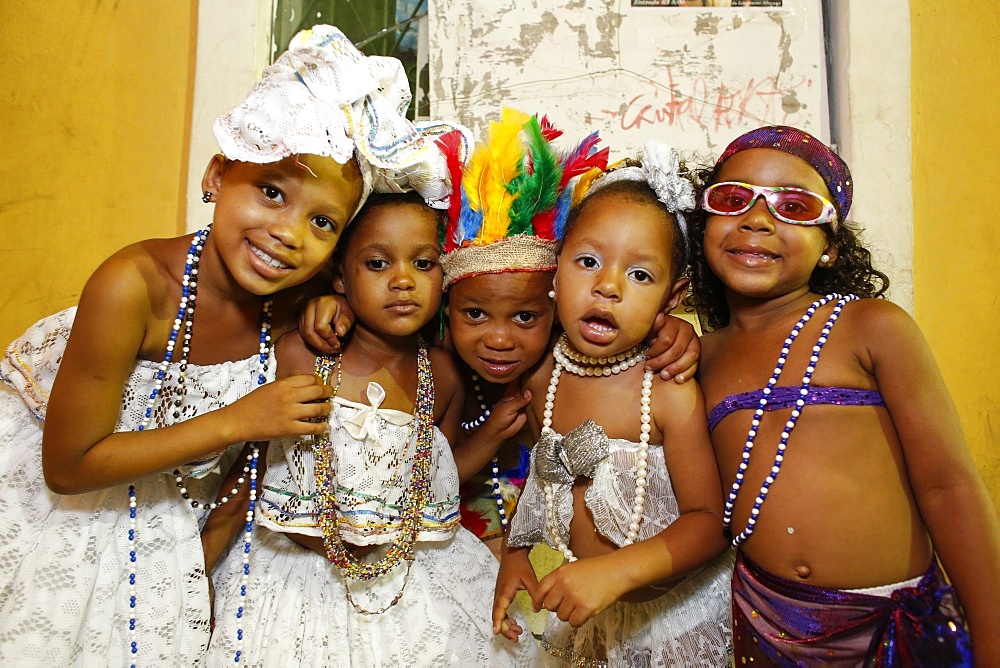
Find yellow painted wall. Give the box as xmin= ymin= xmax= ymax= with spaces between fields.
xmin=911 ymin=3 xmax=999 ymax=511
xmin=0 ymin=3 xmax=197 ymax=347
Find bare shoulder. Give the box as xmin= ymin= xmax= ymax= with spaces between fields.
xmin=429 ymin=344 xmax=461 ymax=378
xmin=693 ymin=326 xmax=731 ymax=389
xmin=651 ymin=370 xmax=704 ymax=411
xmin=522 ymin=346 xmax=555 ymax=394
xmin=838 ymin=298 xmax=923 ymax=351
xmin=429 ymin=345 xmax=465 ymax=427
xmin=429 ymin=345 xmax=463 ymax=394
xmin=698 ymin=327 xmax=728 ymax=362
xmin=84 ymin=237 xmax=186 ymax=311
xmin=274 ymin=330 xmax=319 ymax=379
xmin=842 ymin=297 xmax=912 ymax=327
xmin=650 ymin=370 xmax=706 ymax=431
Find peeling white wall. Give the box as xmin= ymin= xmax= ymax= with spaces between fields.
xmin=429 ymin=0 xmax=828 ymax=160
xmin=826 ymin=1 xmax=912 ymax=311
xmin=190 ymin=0 xmax=912 ymax=310
xmin=425 ymin=0 xmax=910 ymax=310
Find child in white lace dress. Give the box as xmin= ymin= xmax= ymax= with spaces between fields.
xmin=0 ymin=25 xmax=456 ymax=666
xmin=207 ymin=191 xmax=538 ymax=666
xmin=495 ymin=143 xmax=734 ymax=666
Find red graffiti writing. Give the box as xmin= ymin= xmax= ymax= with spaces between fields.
xmin=602 ymin=68 xmax=812 ymax=133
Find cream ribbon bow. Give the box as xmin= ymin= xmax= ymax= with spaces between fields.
xmin=534 ymin=420 xmax=610 ymax=486
xmin=342 ymin=382 xmax=412 ymax=443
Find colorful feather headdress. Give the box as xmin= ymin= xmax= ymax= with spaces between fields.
xmin=438 ymin=108 xmax=609 ymax=289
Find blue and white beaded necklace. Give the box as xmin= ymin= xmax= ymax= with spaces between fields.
xmin=128 ymin=224 xmax=269 ymax=666
xmin=461 ymin=373 xmax=508 ymax=531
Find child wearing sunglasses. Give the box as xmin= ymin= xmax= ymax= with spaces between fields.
xmin=688 ymin=125 xmax=1000 ymax=666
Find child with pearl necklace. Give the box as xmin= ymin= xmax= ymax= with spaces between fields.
xmin=0 ymin=25 xmax=462 ymax=666
xmin=688 ymin=125 xmax=999 ymax=666
xmin=494 ymin=142 xmax=734 ymax=666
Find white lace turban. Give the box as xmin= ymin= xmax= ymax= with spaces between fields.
xmin=213 ymin=24 xmax=471 ymax=213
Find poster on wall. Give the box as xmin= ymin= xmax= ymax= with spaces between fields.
xmin=429 ymin=0 xmax=824 ymax=160
xmin=631 ymin=1 xmax=784 ymax=7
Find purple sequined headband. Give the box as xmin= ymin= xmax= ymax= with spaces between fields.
xmin=717 ymin=126 xmax=853 ymax=221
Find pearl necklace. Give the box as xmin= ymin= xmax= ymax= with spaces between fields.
xmin=723 ymin=294 xmax=857 ymax=547
xmin=553 ymin=335 xmax=647 ymax=376
xmin=542 ymin=334 xmax=653 ymax=562
xmin=127 ymin=225 xmax=271 ymax=666
xmin=461 ymin=373 xmax=507 ymax=531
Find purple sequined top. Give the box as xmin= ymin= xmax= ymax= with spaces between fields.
xmin=708 ymin=386 xmax=884 ymax=434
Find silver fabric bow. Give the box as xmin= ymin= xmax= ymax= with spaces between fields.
xmin=534 ymin=420 xmax=610 ymax=485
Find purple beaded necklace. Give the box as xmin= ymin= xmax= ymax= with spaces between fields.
xmin=723 ymin=293 xmax=858 ymax=547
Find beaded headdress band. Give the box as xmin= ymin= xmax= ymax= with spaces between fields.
xmin=213 ymin=24 xmax=470 ymax=213
xmin=439 ymin=108 xmax=609 ymax=289
xmin=581 ymin=141 xmax=696 ymax=256
xmin=717 ymin=125 xmax=853 ymax=220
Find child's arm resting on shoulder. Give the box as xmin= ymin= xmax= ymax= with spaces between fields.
xmin=535 ymin=378 xmax=727 ymax=627
xmin=42 ymin=255 xmax=334 ymax=494
xmin=645 ymin=312 xmax=701 ymax=383
xmin=864 ymin=301 xmax=1000 ymax=666
xmin=297 ymin=293 xmax=355 ymax=354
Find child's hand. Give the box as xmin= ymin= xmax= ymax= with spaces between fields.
xmin=480 ymin=387 xmax=532 ymax=446
xmin=452 ymin=386 xmax=531 ymax=482
xmin=534 ymin=555 xmax=625 ymax=627
xmin=645 ymin=312 xmax=700 ymax=383
xmin=492 ymin=547 xmax=538 ymax=641
xmin=223 ymin=374 xmax=333 ymax=442
xmin=298 ymin=294 xmax=355 ymax=353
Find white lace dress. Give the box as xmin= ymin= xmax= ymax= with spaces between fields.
xmin=207 ymin=381 xmax=539 ymax=667
xmin=0 ymin=307 xmax=267 ymax=666
xmin=509 ymin=429 xmax=734 ymax=667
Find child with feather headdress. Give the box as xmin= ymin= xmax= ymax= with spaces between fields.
xmin=439 ymin=108 xmax=612 ymax=561
xmin=437 ymin=110 xmax=702 ymax=573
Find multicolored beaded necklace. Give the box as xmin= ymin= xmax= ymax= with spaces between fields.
xmin=312 ymin=337 xmax=435 ymax=614
xmin=542 ymin=334 xmax=653 ymax=562
xmin=461 ymin=373 xmax=508 ymax=531
xmin=128 ymin=225 xmax=271 ymax=666
xmin=723 ymin=293 xmax=857 ymax=547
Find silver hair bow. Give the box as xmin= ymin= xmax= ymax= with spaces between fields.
xmin=534 ymin=420 xmax=610 ymax=485
xmin=586 ymin=141 xmax=695 ymax=254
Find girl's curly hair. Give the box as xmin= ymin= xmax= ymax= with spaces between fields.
xmin=684 ymin=164 xmax=890 ymax=331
